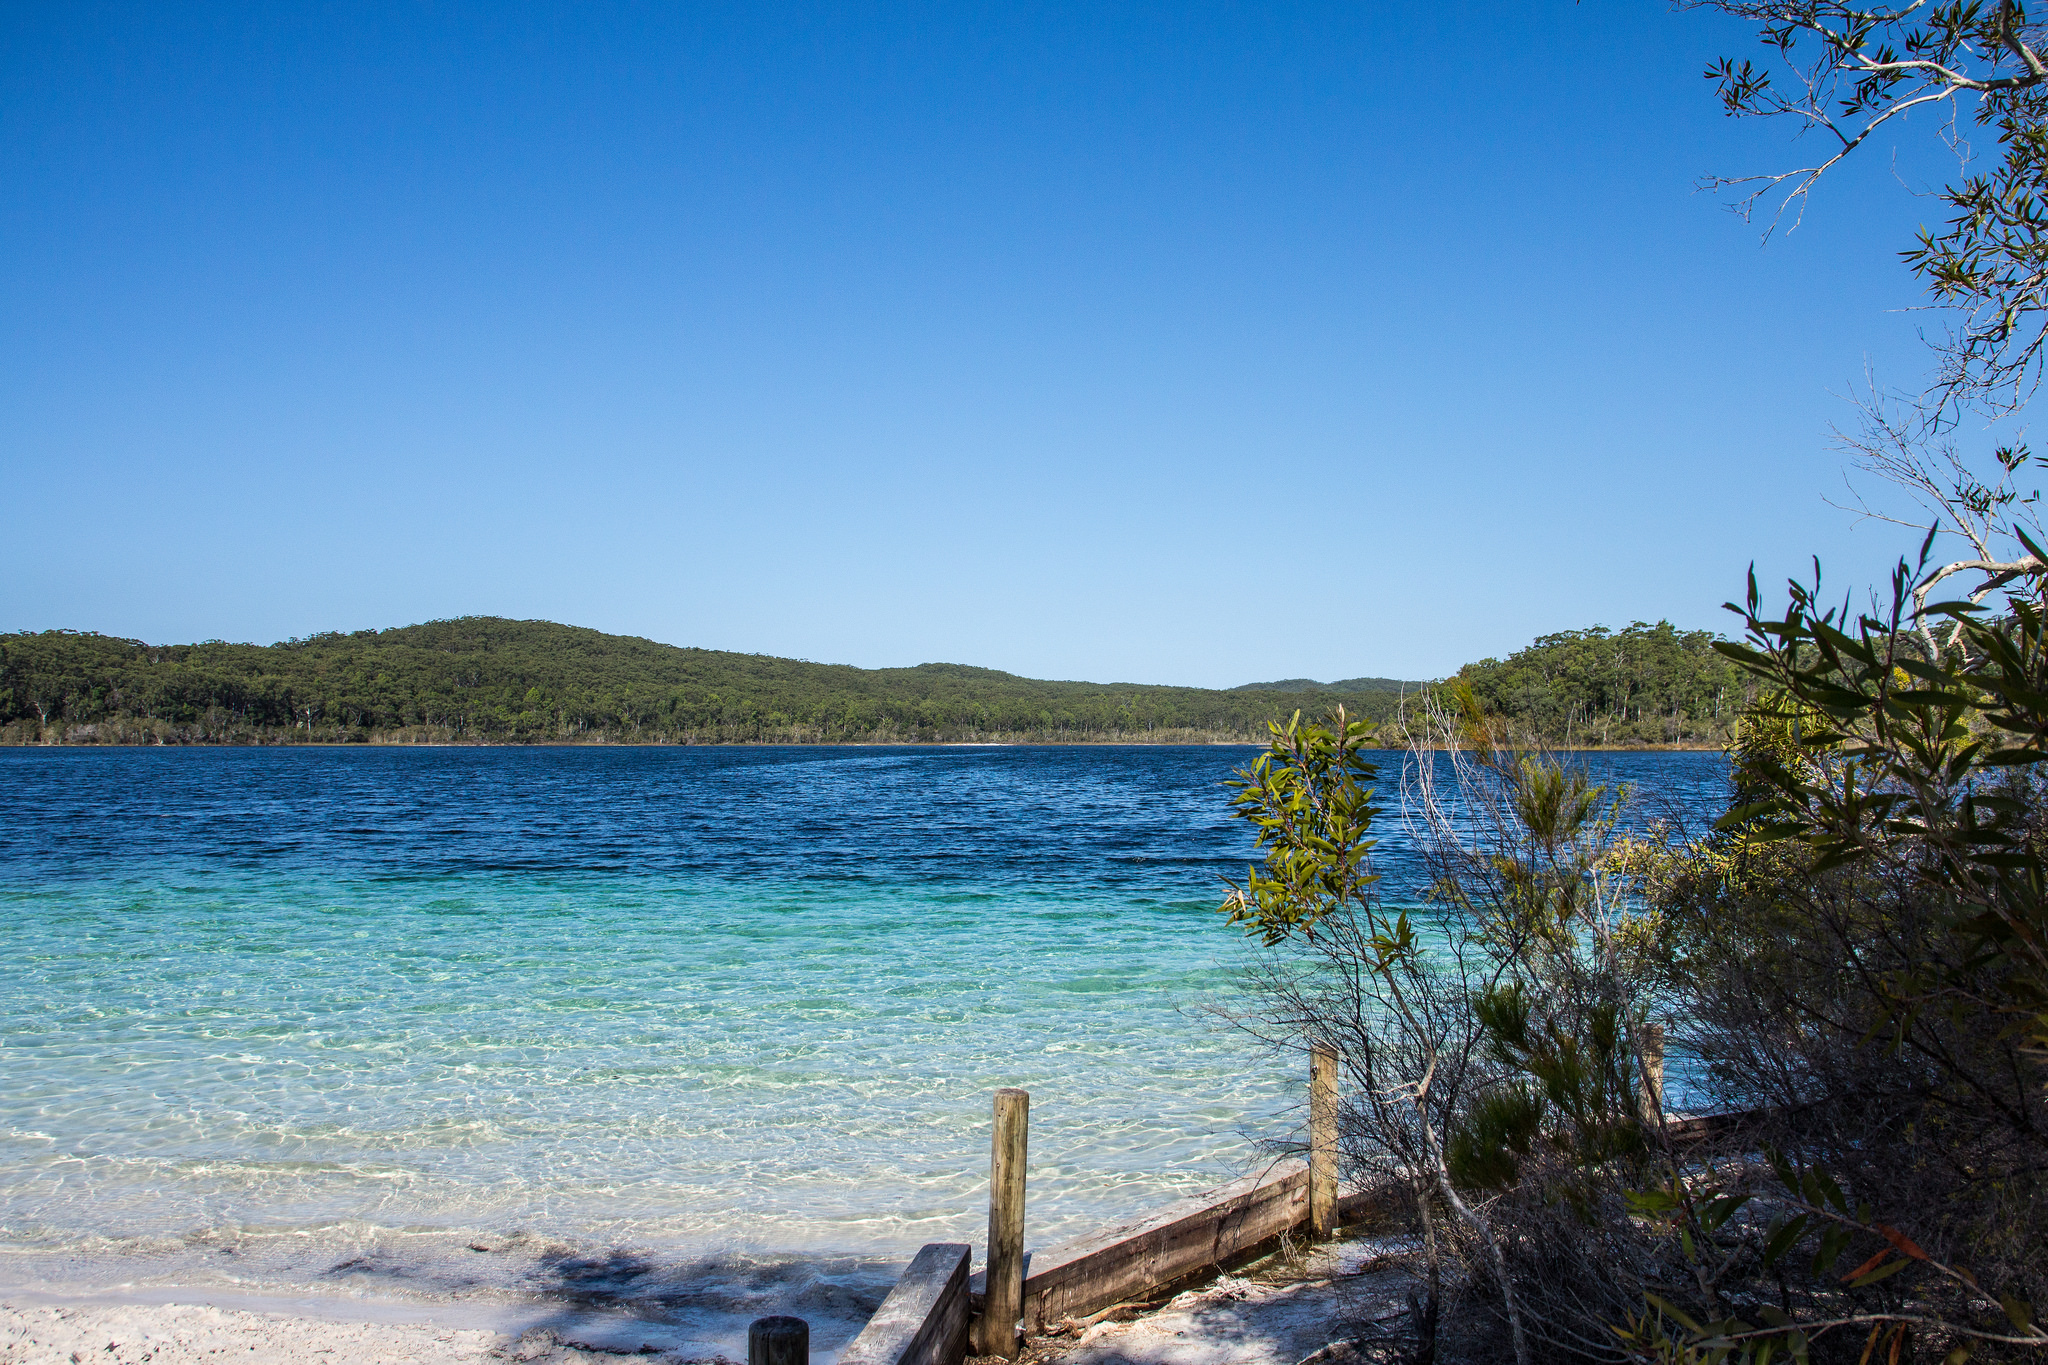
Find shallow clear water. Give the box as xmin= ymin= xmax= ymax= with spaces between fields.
xmin=0 ymin=744 xmax=1729 ymax=1330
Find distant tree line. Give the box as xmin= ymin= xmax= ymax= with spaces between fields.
xmin=0 ymin=616 xmax=1749 ymax=749
xmin=0 ymin=617 xmax=1414 ymax=746
xmin=1441 ymin=620 xmax=1747 ymax=748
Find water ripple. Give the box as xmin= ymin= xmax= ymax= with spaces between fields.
xmin=0 ymin=744 xmax=1728 ymax=1279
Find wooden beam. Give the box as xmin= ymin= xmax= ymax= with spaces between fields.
xmin=839 ymin=1243 xmax=972 ymax=1365
xmin=972 ymin=1159 xmax=1309 ymax=1334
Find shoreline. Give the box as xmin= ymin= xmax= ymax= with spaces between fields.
xmin=1 ymin=1229 xmax=1450 ymax=1365
xmin=0 ymin=1235 xmax=895 ymax=1364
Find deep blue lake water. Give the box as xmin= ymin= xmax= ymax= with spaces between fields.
xmin=0 ymin=744 xmax=1729 ymax=1328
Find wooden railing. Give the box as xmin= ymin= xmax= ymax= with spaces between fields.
xmin=829 ymin=1054 xmax=1750 ymax=1365
xmin=970 ymin=1157 xmax=1311 ymax=1336
xmin=837 ymin=1055 xmax=1347 ymax=1365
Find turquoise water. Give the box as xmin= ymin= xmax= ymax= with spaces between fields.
xmin=3 ymin=871 xmax=1272 ymax=1254
xmin=0 ymin=744 xmax=1729 ymax=1330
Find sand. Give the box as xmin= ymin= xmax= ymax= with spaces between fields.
xmin=0 ymin=1290 xmax=750 ymax=1364
xmin=1 ymin=1235 xmax=1439 ymax=1365
xmin=1 ymin=1301 xmax=597 ymax=1363
xmin=1025 ymin=1236 xmax=1426 ymax=1365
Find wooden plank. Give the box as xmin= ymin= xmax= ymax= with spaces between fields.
xmin=839 ymin=1243 xmax=972 ymax=1365
xmin=971 ymin=1159 xmax=1309 ymax=1334
xmin=1664 ymin=1108 xmax=1755 ymax=1144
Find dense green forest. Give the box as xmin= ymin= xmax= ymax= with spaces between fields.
xmin=1230 ymin=675 xmax=1411 ymax=693
xmin=0 ymin=616 xmax=1744 ymax=747
xmin=0 ymin=618 xmax=1417 ymax=746
xmin=1445 ymin=619 xmax=1745 ymax=747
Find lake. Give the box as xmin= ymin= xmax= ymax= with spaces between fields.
xmin=0 ymin=744 xmax=1729 ymax=1334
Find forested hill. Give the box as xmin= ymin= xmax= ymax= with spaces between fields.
xmin=1229 ymin=676 xmax=1411 ymax=693
xmin=0 ymin=618 xmax=1417 ymax=746
xmin=1449 ymin=620 xmax=1746 ymax=748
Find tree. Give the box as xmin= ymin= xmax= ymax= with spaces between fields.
xmin=1212 ymin=10 xmax=2048 ymax=1362
xmin=1219 ymin=706 xmax=1532 ymax=1365
xmin=1695 ymin=0 xmax=2048 ymax=636
xmin=1217 ymin=696 xmax=1700 ymax=1362
xmin=1528 ymin=14 xmax=2048 ymax=1354
xmin=1597 ymin=552 xmax=2048 ymax=1364
xmin=1697 ymin=0 xmax=2048 ymax=414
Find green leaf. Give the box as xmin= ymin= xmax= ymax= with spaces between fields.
xmin=1626 ymin=1188 xmax=1680 ymax=1215
xmin=1643 ymin=1293 xmax=1704 ymax=1336
xmin=1811 ymin=1224 xmax=1851 ymax=1277
xmin=1701 ymin=1194 xmax=1751 ymax=1231
xmin=1761 ymin=1214 xmax=1809 ymax=1266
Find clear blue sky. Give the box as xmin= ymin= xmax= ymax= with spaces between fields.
xmin=0 ymin=2 xmax=1966 ymax=686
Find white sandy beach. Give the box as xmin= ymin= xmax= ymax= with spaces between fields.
xmin=0 ymin=1291 xmax=748 ymax=1364
xmin=3 ymin=1298 xmax=564 ymax=1364
xmin=1 ymin=1235 xmax=1428 ymax=1365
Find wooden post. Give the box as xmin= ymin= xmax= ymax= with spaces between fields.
xmin=749 ymin=1316 xmax=809 ymax=1365
xmin=1638 ymin=1022 xmax=1666 ymax=1120
xmin=1309 ymin=1043 xmax=1338 ymax=1238
xmin=977 ymin=1087 xmax=1029 ymax=1359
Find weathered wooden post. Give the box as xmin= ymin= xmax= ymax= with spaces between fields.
xmin=749 ymin=1315 xmax=809 ymax=1365
xmin=1308 ymin=1042 xmax=1338 ymax=1238
xmin=977 ymin=1087 xmax=1029 ymax=1359
xmin=1638 ymin=1022 xmax=1666 ymax=1120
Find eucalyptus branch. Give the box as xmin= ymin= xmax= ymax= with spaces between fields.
xmin=1691 ymin=0 xmax=2048 ymax=409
